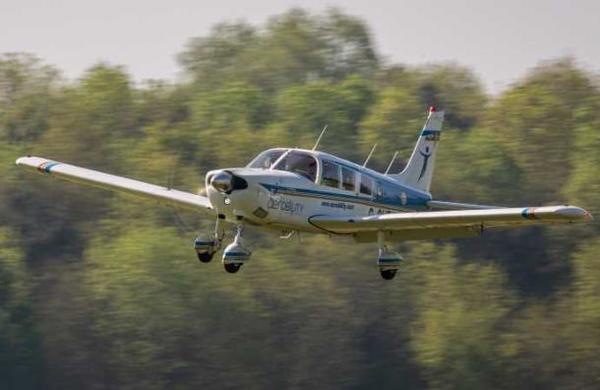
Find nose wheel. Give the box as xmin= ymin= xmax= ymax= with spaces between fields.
xmin=222 ymin=225 xmax=251 ymax=274
xmin=224 ymin=263 xmax=242 ymax=273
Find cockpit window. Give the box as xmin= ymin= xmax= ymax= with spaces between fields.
xmin=247 ymin=149 xmax=285 ymax=169
xmin=273 ymin=151 xmax=318 ymax=182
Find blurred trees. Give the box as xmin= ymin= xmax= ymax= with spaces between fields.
xmin=0 ymin=53 xmax=59 ymax=143
xmin=179 ymin=9 xmax=378 ymax=92
xmin=1 ymin=8 xmax=599 ymax=390
xmin=0 ymin=228 xmax=41 ymax=389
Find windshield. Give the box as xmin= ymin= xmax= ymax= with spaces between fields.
xmin=272 ymin=151 xmax=318 ymax=182
xmin=247 ymin=149 xmax=286 ymax=169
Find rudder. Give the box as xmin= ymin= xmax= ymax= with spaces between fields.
xmin=390 ymin=106 xmax=444 ymax=193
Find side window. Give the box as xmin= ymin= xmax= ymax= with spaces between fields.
xmin=360 ymin=175 xmax=373 ymax=195
xmin=341 ymin=167 xmax=356 ymax=191
xmin=321 ymin=160 xmax=340 ymax=188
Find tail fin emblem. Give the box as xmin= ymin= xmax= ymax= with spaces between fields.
xmin=418 ymin=147 xmax=432 ymax=181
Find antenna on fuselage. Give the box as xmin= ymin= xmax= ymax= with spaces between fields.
xmin=312 ymin=125 xmax=328 ymax=151
xmin=384 ymin=150 xmax=399 ymax=175
xmin=362 ymin=143 xmax=378 ymax=167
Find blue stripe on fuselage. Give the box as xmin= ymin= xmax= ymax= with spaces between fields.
xmin=259 ymin=183 xmax=429 ymax=211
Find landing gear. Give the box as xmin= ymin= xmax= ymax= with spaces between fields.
xmin=377 ymin=231 xmax=402 ymax=280
xmin=380 ymin=269 xmax=397 ymax=280
xmin=224 ymin=263 xmax=242 ymax=273
xmin=222 ymin=225 xmax=251 ymax=273
xmin=196 ymin=251 xmax=214 ymax=263
xmin=194 ymin=218 xmax=225 ymax=263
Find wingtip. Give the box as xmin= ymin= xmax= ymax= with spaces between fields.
xmin=16 ymin=155 xmax=37 ymax=166
xmin=555 ymin=206 xmax=594 ymax=222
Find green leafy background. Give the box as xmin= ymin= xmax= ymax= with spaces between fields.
xmin=1 ymin=9 xmax=599 ymax=389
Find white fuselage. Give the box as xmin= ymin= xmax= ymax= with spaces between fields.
xmin=205 ymin=149 xmax=431 ymax=234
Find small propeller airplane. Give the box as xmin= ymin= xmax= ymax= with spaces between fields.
xmin=16 ymin=106 xmax=593 ymax=279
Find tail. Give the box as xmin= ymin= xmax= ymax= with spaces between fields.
xmin=389 ymin=106 xmax=444 ymax=193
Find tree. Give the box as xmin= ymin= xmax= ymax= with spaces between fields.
xmin=0 ymin=53 xmax=60 ymax=142
xmin=409 ymin=244 xmax=517 ymax=389
xmin=178 ymin=9 xmax=379 ymax=93
xmin=0 ymin=228 xmax=41 ymax=389
xmin=480 ymin=59 xmax=597 ymax=204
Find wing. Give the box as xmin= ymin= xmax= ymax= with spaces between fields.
xmin=16 ymin=156 xmax=213 ymax=214
xmin=427 ymin=200 xmax=502 ymax=210
xmin=309 ymin=206 xmax=593 ymax=242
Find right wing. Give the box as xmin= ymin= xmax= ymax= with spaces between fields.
xmin=309 ymin=205 xmax=593 ymax=242
xmin=427 ymin=200 xmax=502 ymax=210
xmin=16 ymin=156 xmax=213 ymax=214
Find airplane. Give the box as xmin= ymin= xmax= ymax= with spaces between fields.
xmin=16 ymin=106 xmax=593 ymax=280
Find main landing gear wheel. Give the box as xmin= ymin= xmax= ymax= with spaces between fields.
xmin=380 ymin=269 xmax=397 ymax=280
xmin=194 ymin=219 xmax=225 ymax=264
xmin=224 ymin=263 xmax=242 ymax=273
xmin=376 ymin=231 xmax=402 ymax=281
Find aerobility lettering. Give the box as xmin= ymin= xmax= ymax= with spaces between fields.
xmin=267 ymin=195 xmax=304 ymax=214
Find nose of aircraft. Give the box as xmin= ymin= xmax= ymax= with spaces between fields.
xmin=210 ymin=171 xmax=234 ymax=193
xmin=209 ymin=170 xmax=249 ymax=194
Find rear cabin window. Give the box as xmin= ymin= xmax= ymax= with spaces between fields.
xmin=376 ymin=182 xmax=384 ymax=198
xmin=341 ymin=167 xmax=356 ymax=191
xmin=360 ymin=175 xmax=373 ymax=195
xmin=321 ymin=160 xmax=340 ymax=188
xmin=272 ymin=151 xmax=318 ymax=182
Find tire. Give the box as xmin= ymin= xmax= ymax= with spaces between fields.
xmin=380 ymin=269 xmax=397 ymax=280
xmin=224 ymin=263 xmax=242 ymax=274
xmin=197 ymin=251 xmax=214 ymax=263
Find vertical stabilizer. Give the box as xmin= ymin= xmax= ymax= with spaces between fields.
xmin=389 ymin=107 xmax=444 ymax=193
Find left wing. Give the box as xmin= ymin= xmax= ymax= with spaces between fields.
xmin=16 ymin=156 xmax=213 ymax=214
xmin=309 ymin=206 xmax=593 ymax=239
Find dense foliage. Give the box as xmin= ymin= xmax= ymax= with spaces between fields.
xmin=1 ymin=9 xmax=599 ymax=389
